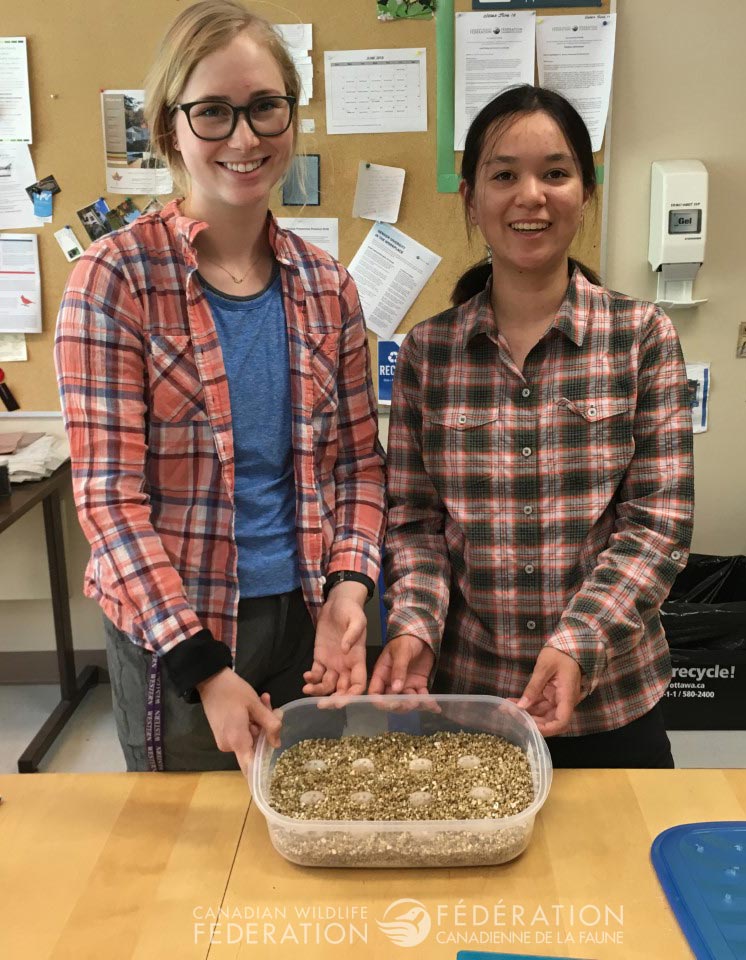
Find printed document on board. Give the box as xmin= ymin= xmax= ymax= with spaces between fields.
xmin=0 ymin=38 xmax=32 ymax=142
xmin=324 ymin=49 xmax=427 ymax=135
xmin=273 ymin=24 xmax=313 ymax=105
xmin=348 ymin=222 xmax=440 ymax=339
xmin=0 ymin=233 xmax=41 ymax=333
xmin=537 ymin=14 xmax=617 ymax=152
xmin=276 ymin=218 xmax=339 ymax=259
xmin=455 ymin=12 xmax=535 ymax=151
xmin=101 ymin=90 xmax=173 ymax=195
xmin=0 ymin=143 xmax=46 ymax=229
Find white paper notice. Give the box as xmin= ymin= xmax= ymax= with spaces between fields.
xmin=537 ymin=14 xmax=617 ymax=152
xmin=274 ymin=25 xmax=314 ymax=105
xmin=274 ymin=23 xmax=313 ymax=53
xmin=101 ymin=90 xmax=173 ymax=195
xmin=0 ymin=143 xmax=45 ymax=229
xmin=353 ymin=162 xmax=405 ymax=223
xmin=348 ymin=222 xmax=441 ymax=339
xmin=276 ymin=218 xmax=339 ymax=260
xmin=325 ymin=49 xmax=427 ymax=135
xmin=0 ymin=38 xmax=32 ymax=143
xmin=0 ymin=234 xmax=41 ymax=333
xmin=0 ymin=332 xmax=26 ymax=361
xmin=455 ymin=12 xmax=535 ymax=151
xmin=685 ymin=362 xmax=710 ymax=434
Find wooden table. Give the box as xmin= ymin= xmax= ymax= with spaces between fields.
xmin=0 ymin=460 xmax=99 ymax=772
xmin=1 ymin=769 xmax=744 ymax=959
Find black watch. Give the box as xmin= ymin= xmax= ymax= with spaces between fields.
xmin=322 ymin=570 xmax=375 ymax=601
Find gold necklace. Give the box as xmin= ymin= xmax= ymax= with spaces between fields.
xmin=199 ymin=253 xmax=253 ymax=285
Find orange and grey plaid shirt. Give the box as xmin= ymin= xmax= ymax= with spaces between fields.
xmin=55 ymin=200 xmax=385 ymax=661
xmin=383 ymin=267 xmax=694 ymax=735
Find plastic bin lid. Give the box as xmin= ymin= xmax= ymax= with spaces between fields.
xmin=651 ymin=821 xmax=746 ymax=959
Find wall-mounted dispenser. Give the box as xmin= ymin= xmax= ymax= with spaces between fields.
xmin=648 ymin=160 xmax=708 ymax=310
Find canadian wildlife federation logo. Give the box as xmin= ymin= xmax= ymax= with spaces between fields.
xmin=377 ymin=898 xmax=432 ymax=947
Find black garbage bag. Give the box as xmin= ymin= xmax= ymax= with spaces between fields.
xmin=661 ymin=554 xmax=746 ymax=651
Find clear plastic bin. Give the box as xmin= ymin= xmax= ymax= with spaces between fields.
xmin=251 ymin=694 xmax=552 ymax=869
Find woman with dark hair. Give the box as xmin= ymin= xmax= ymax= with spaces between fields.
xmin=370 ymin=85 xmax=694 ymax=768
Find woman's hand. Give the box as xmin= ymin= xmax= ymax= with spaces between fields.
xmin=514 ymin=647 xmax=583 ymax=737
xmin=368 ymin=634 xmax=435 ymax=695
xmin=196 ymin=669 xmax=281 ymax=777
xmin=302 ymin=582 xmax=368 ymax=697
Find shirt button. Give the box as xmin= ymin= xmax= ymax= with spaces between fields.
xmin=587 ymin=406 xmax=597 ymax=418
xmin=522 ymin=447 xmax=532 ymax=458
xmin=458 ymin=414 xmax=467 ymax=425
xmin=523 ymin=505 xmax=533 ymax=515
xmin=521 ymin=388 xmax=531 ymax=398
xmin=524 ymin=564 xmax=535 ymax=574
xmin=526 ymin=620 xmax=537 ymax=631
xmin=319 ymin=576 xmax=327 ymax=586
xmin=671 ymin=550 xmax=682 ymax=561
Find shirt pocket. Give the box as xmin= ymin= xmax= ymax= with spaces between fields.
xmin=550 ymin=395 xmax=633 ymax=475
xmin=422 ymin=408 xmax=501 ymax=506
xmin=147 ymin=335 xmax=207 ymax=424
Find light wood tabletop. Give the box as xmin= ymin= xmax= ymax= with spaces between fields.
xmin=1 ymin=769 xmax=744 ymax=960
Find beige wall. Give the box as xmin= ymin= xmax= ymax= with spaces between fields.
xmin=1 ymin=0 xmax=745 ymax=661
xmin=606 ymin=0 xmax=746 ymax=554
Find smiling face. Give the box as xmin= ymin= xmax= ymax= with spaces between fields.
xmin=174 ymin=29 xmax=294 ymax=218
xmin=461 ymin=110 xmax=588 ymax=280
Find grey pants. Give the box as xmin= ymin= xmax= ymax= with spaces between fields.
xmin=104 ymin=589 xmax=316 ymax=771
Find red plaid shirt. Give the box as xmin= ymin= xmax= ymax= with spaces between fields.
xmin=384 ymin=267 xmax=694 ymax=735
xmin=55 ymin=201 xmax=385 ymax=658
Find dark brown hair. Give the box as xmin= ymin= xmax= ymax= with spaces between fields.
xmin=453 ymin=84 xmax=600 ymax=306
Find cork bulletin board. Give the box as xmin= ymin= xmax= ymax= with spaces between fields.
xmin=3 ymin=0 xmax=611 ymax=411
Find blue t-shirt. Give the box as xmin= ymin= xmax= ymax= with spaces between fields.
xmin=201 ymin=269 xmax=301 ymax=597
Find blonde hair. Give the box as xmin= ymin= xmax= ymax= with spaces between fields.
xmin=144 ymin=0 xmax=301 ymax=195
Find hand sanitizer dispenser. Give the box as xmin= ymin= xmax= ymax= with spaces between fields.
xmin=648 ymin=160 xmax=708 ymax=310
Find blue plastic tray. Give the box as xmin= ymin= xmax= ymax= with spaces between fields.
xmin=651 ymin=822 xmax=746 ymax=959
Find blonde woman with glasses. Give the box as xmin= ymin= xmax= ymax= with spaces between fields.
xmin=55 ymin=1 xmax=385 ymax=775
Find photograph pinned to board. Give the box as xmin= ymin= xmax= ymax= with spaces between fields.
xmin=348 ymin=221 xmax=441 ymax=339
xmin=54 ymin=226 xmax=84 ymax=262
xmin=0 ymin=234 xmax=41 ymax=334
xmin=26 ymin=172 xmax=60 ymax=220
xmin=104 ymin=198 xmax=141 ymax=233
xmin=101 ymin=90 xmax=173 ymax=195
xmin=685 ymin=362 xmax=710 ymax=434
xmin=77 ymin=197 xmax=111 ymax=243
xmin=141 ymin=197 xmax=164 ymax=216
xmin=353 ymin=162 xmax=405 ymax=223
xmin=282 ymin=154 xmax=320 ymax=206
xmin=377 ymin=0 xmax=435 ymax=20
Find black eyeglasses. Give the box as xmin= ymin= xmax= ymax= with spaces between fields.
xmin=174 ymin=95 xmax=296 ymax=141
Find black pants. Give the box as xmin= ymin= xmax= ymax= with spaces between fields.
xmin=105 ymin=589 xmax=318 ymax=771
xmin=546 ymin=704 xmax=674 ymax=769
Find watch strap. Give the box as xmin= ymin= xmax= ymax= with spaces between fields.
xmin=322 ymin=570 xmax=375 ymax=601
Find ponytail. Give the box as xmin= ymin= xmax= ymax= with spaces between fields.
xmin=451 ymin=259 xmax=492 ymax=306
xmin=451 ymin=256 xmax=601 ymax=309
xmin=569 ymin=257 xmax=601 ymax=287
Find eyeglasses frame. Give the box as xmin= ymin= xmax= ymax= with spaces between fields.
xmin=173 ymin=95 xmax=297 ymax=141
